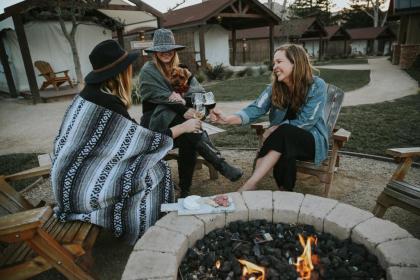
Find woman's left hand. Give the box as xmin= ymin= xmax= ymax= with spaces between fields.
xmin=169 ymin=91 xmax=186 ymax=105
xmin=262 ymin=125 xmax=279 ymax=143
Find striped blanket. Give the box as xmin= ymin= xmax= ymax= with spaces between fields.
xmin=51 ymin=96 xmax=174 ymax=244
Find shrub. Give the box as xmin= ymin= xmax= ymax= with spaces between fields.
xmin=236 ymin=66 xmax=254 ymax=78
xmin=204 ymin=63 xmax=227 ymax=80
xmin=223 ymin=69 xmax=234 ymax=80
xmin=195 ymin=70 xmax=206 ymax=83
xmin=131 ymin=74 xmax=141 ymax=105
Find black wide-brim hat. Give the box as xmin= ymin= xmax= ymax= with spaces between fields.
xmin=85 ymin=39 xmax=139 ymax=84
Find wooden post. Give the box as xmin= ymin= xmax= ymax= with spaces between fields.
xmin=0 ymin=33 xmax=18 ymax=98
xmin=231 ymin=29 xmax=236 ymax=66
xmin=12 ymin=13 xmax=40 ymax=104
xmin=343 ymin=39 xmax=347 ymax=56
xmin=199 ymin=26 xmax=206 ymax=68
xmin=117 ymin=27 xmax=125 ymax=49
xmin=269 ymin=24 xmax=274 ymax=66
xmin=318 ymin=37 xmax=322 ymax=61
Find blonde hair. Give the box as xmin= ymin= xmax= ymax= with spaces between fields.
xmin=271 ymin=44 xmax=314 ymax=115
xmin=101 ymin=64 xmax=133 ymax=108
xmin=152 ymin=52 xmax=180 ymax=80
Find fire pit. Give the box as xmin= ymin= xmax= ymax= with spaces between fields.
xmin=122 ymin=191 xmax=420 ymax=280
xmin=179 ymin=221 xmax=384 ymax=279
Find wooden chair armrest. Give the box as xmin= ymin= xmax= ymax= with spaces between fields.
xmin=54 ymin=70 xmax=69 ymax=74
xmin=0 ymin=206 xmax=52 ymax=238
xmin=250 ymin=121 xmax=270 ymax=135
xmin=332 ymin=128 xmax=351 ymax=142
xmin=386 ymin=147 xmax=420 ymax=159
xmin=5 ymin=165 xmax=51 ymax=182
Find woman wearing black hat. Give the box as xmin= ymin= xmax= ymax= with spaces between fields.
xmin=51 ymin=40 xmax=201 ymax=244
xmin=139 ymin=28 xmax=243 ymax=198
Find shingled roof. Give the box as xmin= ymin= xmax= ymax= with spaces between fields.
xmin=322 ymin=25 xmax=350 ymax=40
xmin=162 ymin=0 xmax=280 ymax=30
xmin=232 ymin=17 xmax=326 ymax=40
xmin=347 ymin=26 xmax=395 ymax=40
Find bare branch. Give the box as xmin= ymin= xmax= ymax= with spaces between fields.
xmin=381 ymin=11 xmax=388 ymax=26
xmin=168 ymin=0 xmax=186 ymax=12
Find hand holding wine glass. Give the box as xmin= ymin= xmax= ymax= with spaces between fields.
xmin=193 ymin=93 xmax=206 ymax=121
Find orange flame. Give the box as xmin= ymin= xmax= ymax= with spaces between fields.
xmin=294 ymin=234 xmax=318 ymax=280
xmin=215 ymin=260 xmax=221 ymax=269
xmin=238 ymin=259 xmax=266 ymax=280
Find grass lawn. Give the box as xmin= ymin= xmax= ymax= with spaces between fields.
xmin=211 ymin=93 xmax=420 ymax=157
xmin=204 ymin=69 xmax=370 ymax=101
xmin=313 ymin=58 xmax=368 ymax=66
xmin=405 ymin=68 xmax=420 ymax=85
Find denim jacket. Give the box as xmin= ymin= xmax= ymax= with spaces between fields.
xmin=235 ymin=76 xmax=329 ymax=165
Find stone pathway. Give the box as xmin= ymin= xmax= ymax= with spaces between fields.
xmin=317 ymin=57 xmax=418 ymax=106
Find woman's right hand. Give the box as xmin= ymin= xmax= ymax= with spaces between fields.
xmin=181 ymin=118 xmax=202 ymax=133
xmin=209 ymin=108 xmax=227 ymax=124
xmin=183 ymin=108 xmax=196 ymax=119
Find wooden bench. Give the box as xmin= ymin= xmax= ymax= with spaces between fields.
xmin=251 ymin=84 xmax=351 ymax=197
xmin=373 ymin=147 xmax=420 ymax=218
xmin=0 ymin=167 xmax=99 ymax=280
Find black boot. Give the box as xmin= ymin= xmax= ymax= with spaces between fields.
xmin=176 ymin=136 xmax=198 ymax=198
xmin=195 ymin=131 xmax=243 ymax=182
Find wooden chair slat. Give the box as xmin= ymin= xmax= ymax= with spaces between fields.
xmin=386 ymin=147 xmax=420 ymax=158
xmin=0 ymin=170 xmax=99 ymax=279
xmin=374 ymin=147 xmax=420 ymax=218
xmin=62 ymin=222 xmax=83 ymax=244
xmin=0 ymin=177 xmax=33 ymax=213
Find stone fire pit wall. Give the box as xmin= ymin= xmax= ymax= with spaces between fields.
xmin=122 ymin=191 xmax=420 ymax=280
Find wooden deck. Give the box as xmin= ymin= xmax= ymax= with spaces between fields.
xmin=21 ymin=84 xmax=81 ymax=102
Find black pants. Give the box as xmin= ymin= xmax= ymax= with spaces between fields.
xmin=258 ymin=124 xmax=315 ymax=191
xmin=170 ymin=115 xmax=201 ymax=195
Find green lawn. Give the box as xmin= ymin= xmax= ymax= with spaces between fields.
xmin=204 ymin=69 xmax=370 ymax=101
xmin=211 ymin=93 xmax=420 ymax=157
xmin=313 ymin=58 xmax=368 ymax=66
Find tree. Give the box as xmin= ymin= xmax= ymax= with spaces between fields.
xmin=25 ymin=0 xmax=118 ymax=85
xmin=350 ymin=0 xmax=388 ymax=28
xmin=340 ymin=5 xmax=374 ymax=28
xmin=289 ymin=0 xmax=334 ymax=25
xmin=348 ymin=0 xmax=388 ymax=54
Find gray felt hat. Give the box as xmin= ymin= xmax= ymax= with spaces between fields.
xmin=145 ymin=28 xmax=185 ymax=53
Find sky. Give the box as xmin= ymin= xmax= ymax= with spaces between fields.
xmin=142 ymin=0 xmax=353 ymax=12
xmin=1 ymin=0 xmax=390 ymax=14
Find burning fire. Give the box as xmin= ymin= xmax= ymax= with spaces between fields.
xmin=215 ymin=260 xmax=221 ymax=269
xmin=238 ymin=259 xmax=266 ymax=280
xmin=294 ymin=234 xmax=318 ymax=280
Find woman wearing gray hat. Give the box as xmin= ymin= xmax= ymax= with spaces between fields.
xmin=51 ymin=40 xmax=201 ymax=244
xmin=139 ymin=28 xmax=242 ymax=197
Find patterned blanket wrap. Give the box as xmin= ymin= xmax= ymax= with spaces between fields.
xmin=51 ymin=96 xmax=174 ymax=244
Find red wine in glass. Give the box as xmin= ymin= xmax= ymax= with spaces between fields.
xmin=204 ymin=91 xmax=216 ymax=111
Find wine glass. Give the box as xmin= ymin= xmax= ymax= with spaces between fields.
xmin=193 ymin=92 xmax=206 ymax=122
xmin=203 ymin=91 xmax=216 ymax=111
xmin=192 ymin=93 xmax=205 ymax=133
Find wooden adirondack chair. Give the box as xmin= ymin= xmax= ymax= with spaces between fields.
xmin=34 ymin=61 xmax=73 ymax=91
xmin=251 ymin=84 xmax=351 ymax=197
xmin=0 ymin=166 xmax=100 ymax=280
xmin=373 ymin=147 xmax=420 ymax=218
